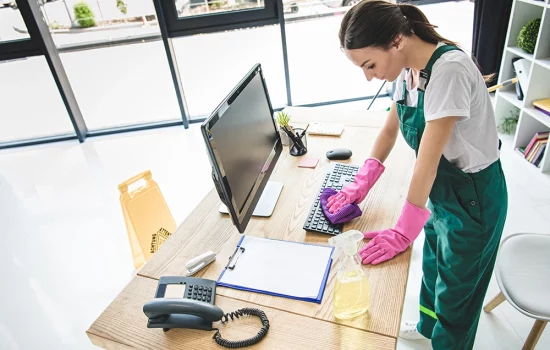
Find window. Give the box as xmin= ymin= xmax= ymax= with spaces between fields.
xmin=176 ymin=0 xmax=266 ymax=18
xmin=0 ymin=56 xmax=75 ymax=143
xmin=283 ymin=1 xmax=384 ymax=105
xmin=172 ymin=24 xmax=286 ymax=118
xmin=159 ymin=0 xmax=278 ymax=36
xmin=0 ymin=5 xmax=29 ymax=43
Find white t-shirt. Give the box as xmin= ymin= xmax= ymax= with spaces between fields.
xmin=394 ymin=43 xmax=500 ymax=173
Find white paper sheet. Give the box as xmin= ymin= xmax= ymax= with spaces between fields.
xmin=218 ymin=236 xmax=334 ymax=300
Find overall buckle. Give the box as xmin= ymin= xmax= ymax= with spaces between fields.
xmin=418 ymin=69 xmax=430 ymax=92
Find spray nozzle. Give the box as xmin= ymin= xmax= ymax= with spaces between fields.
xmin=328 ymin=230 xmax=364 ymax=260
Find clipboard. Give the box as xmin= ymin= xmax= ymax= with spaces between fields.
xmin=217 ymin=235 xmax=334 ymax=304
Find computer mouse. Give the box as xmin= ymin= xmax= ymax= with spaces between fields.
xmin=326 ymin=148 xmax=352 ymax=160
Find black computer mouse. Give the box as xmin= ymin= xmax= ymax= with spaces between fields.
xmin=326 ymin=148 xmax=352 ymax=160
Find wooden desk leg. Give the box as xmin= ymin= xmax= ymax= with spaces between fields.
xmin=483 ymin=292 xmax=506 ymax=312
xmin=522 ymin=320 xmax=547 ymax=350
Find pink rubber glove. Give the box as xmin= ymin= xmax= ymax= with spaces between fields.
xmin=326 ymin=158 xmax=385 ymax=214
xmin=359 ymin=200 xmax=431 ymax=265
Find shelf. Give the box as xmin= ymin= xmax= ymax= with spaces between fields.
xmin=506 ymin=1 xmax=545 ymax=48
xmin=514 ymin=109 xmax=550 ymax=149
xmin=518 ymin=0 xmax=546 ymax=6
xmin=512 ymin=147 xmax=547 ymax=172
xmin=499 ymin=49 xmax=533 ymax=87
xmin=536 ymin=58 xmax=550 ymax=70
xmin=506 ymin=46 xmax=533 ymax=61
xmin=524 ymin=107 xmax=550 ymax=127
xmin=498 ymin=89 xmax=524 ymax=109
xmin=507 ymin=46 xmax=534 ymax=61
xmin=534 ymin=7 xmax=550 ymax=58
xmin=501 ymin=0 xmax=550 ymax=174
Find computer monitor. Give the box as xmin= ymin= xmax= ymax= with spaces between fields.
xmin=201 ymin=64 xmax=283 ymax=233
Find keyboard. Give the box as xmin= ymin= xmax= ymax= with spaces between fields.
xmin=303 ymin=163 xmax=360 ymax=235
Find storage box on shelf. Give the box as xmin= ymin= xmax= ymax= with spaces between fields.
xmin=495 ymin=0 xmax=550 ymax=173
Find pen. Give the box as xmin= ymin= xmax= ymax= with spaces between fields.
xmin=285 ymin=123 xmax=295 ymax=134
xmin=294 ymin=133 xmax=307 ymax=151
xmin=283 ymin=127 xmax=294 ymax=138
xmin=300 ymin=124 xmax=309 ymax=137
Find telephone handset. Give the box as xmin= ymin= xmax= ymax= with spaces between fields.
xmin=143 ymin=298 xmax=224 ymax=330
xmin=143 ymin=276 xmax=269 ymax=348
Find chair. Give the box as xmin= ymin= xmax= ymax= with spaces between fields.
xmin=484 ymin=233 xmax=550 ymax=350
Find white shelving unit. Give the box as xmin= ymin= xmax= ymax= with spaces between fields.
xmin=495 ymin=0 xmax=550 ymax=173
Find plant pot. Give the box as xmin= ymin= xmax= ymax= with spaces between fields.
xmin=279 ymin=128 xmax=290 ymax=146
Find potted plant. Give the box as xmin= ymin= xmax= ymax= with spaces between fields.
xmin=517 ymin=18 xmax=541 ymax=54
xmin=276 ymin=111 xmax=291 ymax=146
xmin=498 ymin=108 xmax=519 ymax=135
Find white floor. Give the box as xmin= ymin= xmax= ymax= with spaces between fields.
xmin=1 ymin=98 xmax=550 ymax=350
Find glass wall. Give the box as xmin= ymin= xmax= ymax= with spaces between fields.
xmin=173 ymin=25 xmax=287 ymax=118
xmin=175 ymin=0 xmax=266 ymax=18
xmin=283 ymin=0 xmax=475 ymax=105
xmin=43 ymin=0 xmax=181 ymax=131
xmin=0 ymin=56 xmax=75 ymax=143
xmin=59 ymin=41 xmax=181 ymax=131
xmin=0 ymin=0 xmax=475 ymax=147
xmin=284 ymin=0 xmax=385 ymax=105
xmin=0 ymin=4 xmax=29 ymax=43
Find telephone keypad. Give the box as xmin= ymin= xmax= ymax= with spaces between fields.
xmin=158 ymin=276 xmax=216 ymax=306
xmin=186 ymin=283 xmax=212 ymax=303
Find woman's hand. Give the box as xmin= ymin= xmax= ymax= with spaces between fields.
xmin=326 ymin=158 xmax=385 ymax=213
xmin=360 ymin=116 xmax=457 ymax=265
xmin=326 ymin=102 xmax=399 ymax=214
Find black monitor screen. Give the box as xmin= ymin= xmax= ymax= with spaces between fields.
xmin=208 ymin=73 xmax=278 ymax=213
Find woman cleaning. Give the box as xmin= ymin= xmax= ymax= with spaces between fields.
xmin=326 ymin=1 xmax=508 ymax=349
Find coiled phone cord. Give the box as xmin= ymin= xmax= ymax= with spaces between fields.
xmin=212 ymin=308 xmax=270 ymax=348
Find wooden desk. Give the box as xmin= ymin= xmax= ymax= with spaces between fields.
xmin=87 ymin=106 xmax=416 ymax=349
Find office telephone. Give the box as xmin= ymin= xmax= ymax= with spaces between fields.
xmin=143 ymin=276 xmax=269 ymax=348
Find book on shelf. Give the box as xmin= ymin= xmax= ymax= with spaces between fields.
xmin=533 ymin=98 xmax=550 ymax=117
xmin=515 ymin=131 xmax=549 ymax=168
xmin=533 ymin=143 xmax=546 ymax=167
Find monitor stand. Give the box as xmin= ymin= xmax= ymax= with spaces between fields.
xmin=219 ymin=181 xmax=284 ymax=217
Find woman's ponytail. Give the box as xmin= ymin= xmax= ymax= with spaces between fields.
xmin=397 ymin=4 xmax=456 ymax=46
xmin=339 ymin=1 xmax=495 ymax=84
xmin=339 ymin=1 xmax=457 ymax=50
xmin=398 ymin=4 xmax=495 ymax=84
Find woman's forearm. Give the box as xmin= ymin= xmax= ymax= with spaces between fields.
xmin=406 ymin=116 xmax=457 ymax=209
xmin=370 ymin=130 xmax=398 ymax=163
xmin=407 ymin=157 xmax=439 ymax=210
xmin=369 ymin=102 xmax=399 ymax=163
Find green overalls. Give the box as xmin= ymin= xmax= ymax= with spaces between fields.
xmin=396 ymin=45 xmax=508 ymax=349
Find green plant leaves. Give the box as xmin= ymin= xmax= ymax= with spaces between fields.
xmin=74 ymin=1 xmax=96 ymax=28
xmin=517 ymin=18 xmax=541 ymax=54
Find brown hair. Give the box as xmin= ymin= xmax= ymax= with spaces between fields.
xmin=339 ymin=1 xmax=495 ymax=84
xmin=339 ymin=1 xmax=456 ymax=50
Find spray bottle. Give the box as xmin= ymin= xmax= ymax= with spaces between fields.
xmin=328 ymin=230 xmax=370 ymax=319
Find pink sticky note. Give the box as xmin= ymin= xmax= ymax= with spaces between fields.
xmin=298 ymin=157 xmax=319 ymax=168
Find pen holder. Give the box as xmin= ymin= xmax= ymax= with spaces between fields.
xmin=289 ymin=128 xmax=308 ymax=157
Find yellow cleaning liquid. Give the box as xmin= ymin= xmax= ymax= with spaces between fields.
xmin=333 ymin=269 xmax=370 ymax=319
xmin=328 ymin=230 xmax=370 ymax=320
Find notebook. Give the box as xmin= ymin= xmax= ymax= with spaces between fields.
xmin=306 ymin=123 xmax=344 ymax=136
xmin=533 ymin=98 xmax=550 ymax=116
xmin=217 ymin=235 xmax=334 ymax=303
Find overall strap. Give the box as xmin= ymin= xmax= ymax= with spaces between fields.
xmin=425 ymin=45 xmax=462 ymax=72
xmin=420 ymin=45 xmax=462 ymax=90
